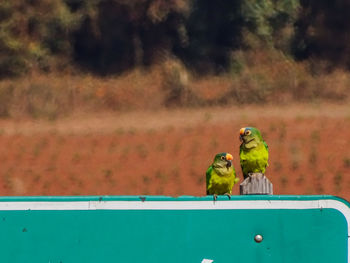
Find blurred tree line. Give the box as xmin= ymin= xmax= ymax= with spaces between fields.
xmin=0 ymin=0 xmax=348 ymax=77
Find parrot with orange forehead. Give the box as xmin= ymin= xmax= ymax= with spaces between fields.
xmin=239 ymin=127 xmax=269 ymax=179
xmin=206 ymin=152 xmax=239 ymax=199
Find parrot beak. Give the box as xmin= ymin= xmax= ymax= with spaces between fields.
xmin=239 ymin=128 xmax=245 ymax=142
xmin=225 ymin=153 xmax=233 ymax=169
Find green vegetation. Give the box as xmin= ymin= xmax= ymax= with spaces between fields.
xmin=0 ymin=0 xmax=80 ymax=76
xmin=3 ymin=0 xmax=343 ymax=76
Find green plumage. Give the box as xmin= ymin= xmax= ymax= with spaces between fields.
xmin=206 ymin=153 xmax=239 ymax=195
xmin=239 ymin=127 xmax=269 ymax=179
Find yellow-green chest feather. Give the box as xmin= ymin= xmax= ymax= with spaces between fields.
xmin=240 ymin=142 xmax=269 ymax=177
xmin=206 ymin=166 xmax=239 ymax=195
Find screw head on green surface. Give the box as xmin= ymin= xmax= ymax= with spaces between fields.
xmin=254 ymin=234 xmax=263 ymax=243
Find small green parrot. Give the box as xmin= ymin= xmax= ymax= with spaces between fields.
xmin=239 ymin=127 xmax=269 ymax=179
xmin=206 ymin=153 xmax=239 ymax=198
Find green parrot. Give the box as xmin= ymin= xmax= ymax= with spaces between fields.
xmin=206 ymin=152 xmax=239 ymax=198
xmin=239 ymin=127 xmax=269 ymax=179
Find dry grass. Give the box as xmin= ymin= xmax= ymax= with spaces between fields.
xmin=1 ymin=52 xmax=350 ymax=121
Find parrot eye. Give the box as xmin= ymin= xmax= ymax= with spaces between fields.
xmin=245 ymin=130 xmax=251 ymax=136
xmin=220 ymin=156 xmax=225 ymax=160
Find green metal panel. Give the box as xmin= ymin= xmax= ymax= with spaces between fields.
xmin=0 ymin=195 xmax=347 ymax=263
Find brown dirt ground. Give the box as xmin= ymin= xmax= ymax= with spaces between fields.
xmin=0 ymin=103 xmax=350 ymax=200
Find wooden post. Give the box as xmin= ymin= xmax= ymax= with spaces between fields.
xmin=240 ymin=173 xmax=273 ymax=195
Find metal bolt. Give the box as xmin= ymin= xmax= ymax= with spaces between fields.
xmin=254 ymin=234 xmax=263 ymax=243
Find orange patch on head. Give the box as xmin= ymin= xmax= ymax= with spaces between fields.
xmin=226 ymin=153 xmax=233 ymax=161
xmin=240 ymin=128 xmax=245 ymax=135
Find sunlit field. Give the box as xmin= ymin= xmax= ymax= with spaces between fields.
xmin=0 ymin=103 xmax=349 ymax=199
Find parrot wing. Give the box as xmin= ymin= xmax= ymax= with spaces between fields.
xmin=263 ymin=140 xmax=269 ymax=151
xmin=262 ymin=140 xmax=269 ymax=168
xmin=239 ymin=144 xmax=245 ymax=172
xmin=206 ymin=166 xmax=213 ymax=195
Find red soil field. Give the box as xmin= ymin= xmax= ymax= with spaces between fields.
xmin=0 ymin=103 xmax=350 ymax=200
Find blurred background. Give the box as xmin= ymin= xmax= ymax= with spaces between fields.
xmin=0 ymin=0 xmax=350 ymax=199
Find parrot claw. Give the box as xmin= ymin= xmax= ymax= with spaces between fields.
xmin=224 ymin=193 xmax=231 ymax=200
xmin=213 ymin=194 xmax=218 ymax=201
